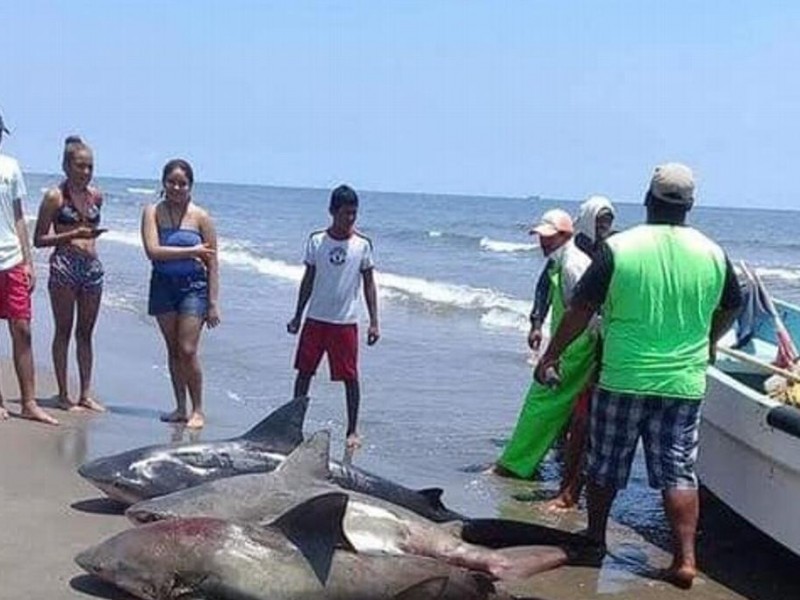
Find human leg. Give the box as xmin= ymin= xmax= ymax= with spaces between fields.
xmin=155 ymin=313 xmax=187 ymax=422
xmin=176 ymin=314 xmax=205 ymax=429
xmin=293 ymin=319 xmax=325 ymax=400
xmin=584 ymin=389 xmax=643 ymax=545
xmin=75 ymin=288 xmax=104 ymax=411
xmin=344 ymin=379 xmax=361 ymax=449
xmin=327 ymin=322 xmax=361 ymax=448
xmin=11 ymin=318 xmax=58 ymax=425
xmin=642 ymin=397 xmax=702 ymax=588
xmin=548 ymin=409 xmax=588 ymax=511
xmin=49 ymin=280 xmax=78 ymax=409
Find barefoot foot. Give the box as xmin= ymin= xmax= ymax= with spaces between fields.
xmin=186 ymin=411 xmax=205 ymax=429
xmin=544 ymin=493 xmax=578 ymax=512
xmin=21 ymin=403 xmax=59 ymax=426
xmin=346 ymin=433 xmax=362 ymax=450
xmin=663 ymin=564 xmax=697 ymax=589
xmin=56 ymin=395 xmax=83 ymax=412
xmin=0 ymin=405 xmax=9 ymax=421
xmin=78 ymin=396 xmax=106 ymax=412
xmin=160 ymin=410 xmax=187 ymax=423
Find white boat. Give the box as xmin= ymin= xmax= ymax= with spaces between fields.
xmin=699 ymin=299 xmax=800 ymax=557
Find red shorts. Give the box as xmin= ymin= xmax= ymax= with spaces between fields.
xmin=0 ymin=263 xmax=32 ymax=321
xmin=295 ymin=318 xmax=358 ymax=381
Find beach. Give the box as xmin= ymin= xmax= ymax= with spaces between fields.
xmin=2 ymin=174 xmax=800 ymax=598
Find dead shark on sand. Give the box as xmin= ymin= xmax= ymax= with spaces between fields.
xmin=128 ymin=431 xmax=587 ymax=581
xmin=78 ymin=492 xmax=514 ymax=600
xmin=78 ymin=396 xmax=461 ymax=522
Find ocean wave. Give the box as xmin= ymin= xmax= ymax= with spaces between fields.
xmin=754 ymin=267 xmax=800 ymax=282
xmin=479 ymin=237 xmax=537 ymax=254
xmin=127 ymin=187 xmax=157 ymax=196
xmin=428 ymin=230 xmax=443 ymax=238
xmin=101 ymin=228 xmax=531 ymax=330
xmin=101 ymin=289 xmax=142 ymax=314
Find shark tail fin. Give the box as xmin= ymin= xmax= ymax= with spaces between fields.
xmin=417 ymin=487 xmax=447 ymax=510
xmin=271 ymin=492 xmax=355 ymax=586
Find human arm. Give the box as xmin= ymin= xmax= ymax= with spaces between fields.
xmin=199 ymin=210 xmax=220 ymax=328
xmin=362 ymin=268 xmax=380 ymax=345
xmin=140 ymin=204 xmax=214 ymax=262
xmin=287 ymin=264 xmax=316 ymax=334
xmin=33 ymin=189 xmax=98 ymax=249
xmin=534 ymin=243 xmax=612 ymax=384
xmin=529 ymin=263 xmax=552 ymax=350
xmin=13 ymin=198 xmax=36 ymax=291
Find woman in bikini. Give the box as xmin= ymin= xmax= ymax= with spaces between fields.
xmin=34 ymin=136 xmax=106 ymax=412
xmin=140 ymin=159 xmax=219 ymax=429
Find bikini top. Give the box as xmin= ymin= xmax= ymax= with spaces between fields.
xmin=56 ymin=182 xmax=101 ymax=226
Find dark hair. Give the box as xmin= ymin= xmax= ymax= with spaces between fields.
xmin=645 ymin=191 xmax=690 ymax=225
xmin=62 ymin=135 xmax=92 ymax=172
xmin=161 ymin=158 xmax=194 ymax=187
xmin=329 ymin=184 xmax=359 ymax=212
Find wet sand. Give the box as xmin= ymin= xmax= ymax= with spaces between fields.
xmin=0 ymin=360 xmax=133 ymax=600
xmin=2 ymin=358 xmax=800 ymax=600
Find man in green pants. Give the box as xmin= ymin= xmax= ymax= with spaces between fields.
xmin=495 ymin=208 xmax=597 ymax=479
xmin=536 ymin=163 xmax=742 ymax=588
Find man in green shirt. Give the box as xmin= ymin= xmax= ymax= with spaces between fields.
xmin=535 ymin=163 xmax=742 ymax=588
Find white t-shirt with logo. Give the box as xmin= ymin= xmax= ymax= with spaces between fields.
xmin=304 ymin=230 xmax=375 ymax=324
xmin=0 ymin=154 xmax=26 ymax=271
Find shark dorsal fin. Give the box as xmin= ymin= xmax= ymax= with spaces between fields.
xmin=239 ymin=397 xmax=309 ymax=449
xmin=416 ymin=487 xmax=446 ymax=510
xmin=392 ymin=577 xmax=449 ymax=599
xmin=271 ymin=492 xmax=355 ymax=586
xmin=277 ymin=430 xmax=332 ymax=480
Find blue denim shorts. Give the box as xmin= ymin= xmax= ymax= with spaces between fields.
xmin=147 ymin=271 xmax=208 ymax=318
xmin=587 ymin=388 xmax=702 ymax=491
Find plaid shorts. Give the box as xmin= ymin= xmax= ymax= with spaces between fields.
xmin=587 ymin=388 xmax=701 ymax=490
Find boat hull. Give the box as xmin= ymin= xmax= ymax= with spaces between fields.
xmin=699 ymin=367 xmax=800 ymax=556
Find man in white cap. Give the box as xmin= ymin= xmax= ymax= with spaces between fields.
xmin=0 ymin=112 xmax=58 ymax=424
xmin=535 ymin=163 xmax=742 ymax=588
xmin=495 ymin=208 xmax=598 ymax=479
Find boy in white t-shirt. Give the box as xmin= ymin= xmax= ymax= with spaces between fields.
xmin=287 ymin=185 xmax=379 ymax=449
xmin=0 ymin=113 xmax=58 ymax=424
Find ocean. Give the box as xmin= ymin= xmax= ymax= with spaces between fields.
xmin=19 ymin=173 xmax=800 ymax=598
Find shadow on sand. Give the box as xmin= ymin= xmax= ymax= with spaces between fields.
xmin=70 ymin=575 xmax=137 ymax=600
xmin=71 ymin=497 xmax=128 ymax=515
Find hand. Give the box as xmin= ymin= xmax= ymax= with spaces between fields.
xmin=191 ymin=243 xmax=216 ymax=261
xmin=367 ymin=324 xmax=380 ymax=346
xmin=528 ymin=327 xmax=542 ymax=351
xmin=206 ymin=305 xmax=221 ymax=329
xmin=71 ymin=226 xmax=97 ymax=239
xmin=287 ymin=316 xmax=301 ymax=335
xmin=534 ymin=354 xmax=560 ymax=385
xmin=23 ymin=263 xmax=35 ymax=292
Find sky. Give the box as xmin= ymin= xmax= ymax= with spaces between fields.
xmin=2 ymin=1 xmax=799 ymax=209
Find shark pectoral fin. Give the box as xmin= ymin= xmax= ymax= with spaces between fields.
xmin=392 ymin=577 xmax=449 ymax=599
xmin=271 ymin=492 xmax=355 ymax=586
xmin=239 ymin=396 xmax=309 ymax=447
xmin=416 ymin=487 xmax=446 ymax=510
xmin=276 ymin=431 xmax=332 ymax=480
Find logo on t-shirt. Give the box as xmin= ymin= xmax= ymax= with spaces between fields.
xmin=329 ymin=246 xmax=347 ymax=266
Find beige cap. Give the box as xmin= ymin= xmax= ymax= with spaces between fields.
xmin=530 ymin=208 xmax=574 ymax=237
xmin=649 ymin=162 xmax=695 ymax=205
